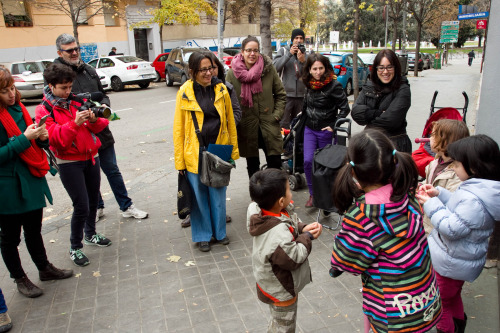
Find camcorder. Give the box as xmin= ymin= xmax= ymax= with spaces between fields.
xmin=75 ymin=92 xmax=112 ymax=119
xmin=297 ymin=44 xmax=306 ymax=54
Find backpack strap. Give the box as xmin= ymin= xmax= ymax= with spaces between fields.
xmin=190 ymin=111 xmax=205 ymax=148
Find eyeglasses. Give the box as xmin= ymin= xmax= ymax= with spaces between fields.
xmin=243 ymin=49 xmax=260 ymax=54
xmin=376 ymin=65 xmax=395 ymax=72
xmin=198 ymin=67 xmax=214 ymax=73
xmin=60 ymin=47 xmax=80 ymax=54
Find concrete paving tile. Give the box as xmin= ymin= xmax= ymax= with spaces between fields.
xmin=198 ymin=271 xmax=222 ymax=285
xmin=73 ymin=296 xmax=95 ymax=312
xmin=212 ymin=303 xmax=239 ymax=322
xmin=140 ymin=306 xmax=166 ymax=324
xmin=25 ymin=300 xmax=51 ymax=320
xmin=241 ymin=312 xmax=269 ymax=330
xmin=208 ymin=292 xmax=232 ymax=308
xmin=297 ymin=313 xmax=328 ymax=331
xmin=177 ymin=266 xmax=200 ymax=279
xmin=204 ymin=282 xmax=228 ymax=296
xmin=196 ymin=263 xmax=219 ymax=274
xmin=46 ymin=313 xmax=70 ymax=330
xmin=138 ymin=273 xmax=160 ymax=288
xmin=218 ymin=317 xmax=245 ymax=332
xmin=189 ymin=307 xmax=216 ymax=327
xmin=49 ymin=300 xmax=73 ymax=317
xmin=192 ymin=322 xmax=219 ymax=333
xmin=68 ymin=308 xmax=94 ymax=327
xmin=224 ymin=277 xmax=249 ymax=292
xmin=182 ymin=285 xmax=206 ymax=299
xmin=141 ymin=318 xmax=168 ymax=333
xmin=163 ymin=301 xmax=189 ymax=319
xmin=92 ymin=315 xmax=118 ymax=332
xmin=161 ymin=290 xmax=186 ymax=304
xmin=186 ymin=296 xmax=210 ymax=312
xmin=165 ymin=311 xmax=191 ymax=330
xmin=180 ymin=275 xmax=203 ymax=290
xmin=172 ymin=328 xmax=195 ymax=333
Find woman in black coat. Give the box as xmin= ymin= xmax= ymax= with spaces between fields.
xmin=301 ymin=54 xmax=350 ymax=208
xmin=351 ymin=49 xmax=412 ymax=153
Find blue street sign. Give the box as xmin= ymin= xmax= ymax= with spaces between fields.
xmin=458 ymin=12 xmax=489 ymax=20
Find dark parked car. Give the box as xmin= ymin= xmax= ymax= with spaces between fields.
xmin=423 ymin=53 xmax=434 ymax=69
xmin=151 ymin=52 xmax=169 ymax=82
xmin=223 ymin=47 xmax=241 ymax=56
xmin=165 ymin=47 xmax=208 ymax=86
xmin=321 ymin=52 xmax=370 ymax=95
xmin=408 ymin=52 xmax=427 ymax=71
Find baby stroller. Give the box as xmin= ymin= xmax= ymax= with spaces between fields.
xmin=282 ymin=113 xmax=307 ymax=191
xmin=412 ymin=91 xmax=468 ymax=178
xmin=312 ymin=118 xmax=351 ymax=230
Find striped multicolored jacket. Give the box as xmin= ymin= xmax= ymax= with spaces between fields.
xmin=330 ymin=194 xmax=441 ymax=333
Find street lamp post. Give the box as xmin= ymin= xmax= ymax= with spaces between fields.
xmin=217 ymin=0 xmax=224 ymax=62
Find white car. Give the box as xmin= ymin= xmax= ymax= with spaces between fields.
xmin=0 ymin=61 xmax=47 ymax=99
xmin=87 ymin=56 xmax=156 ymax=92
xmin=40 ymin=59 xmax=111 ymax=91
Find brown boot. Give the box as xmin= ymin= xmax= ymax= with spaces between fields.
xmin=0 ymin=311 xmax=12 ymax=332
xmin=39 ymin=263 xmax=73 ymax=281
xmin=14 ymin=276 xmax=43 ymax=298
xmin=305 ymin=196 xmax=314 ymax=208
xmin=181 ymin=215 xmax=191 ymax=228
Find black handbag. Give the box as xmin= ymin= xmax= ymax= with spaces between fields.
xmin=177 ymin=172 xmax=192 ymax=219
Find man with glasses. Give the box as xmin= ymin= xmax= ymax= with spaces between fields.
xmin=52 ymin=33 xmax=148 ymax=221
xmin=273 ymin=28 xmax=307 ymax=129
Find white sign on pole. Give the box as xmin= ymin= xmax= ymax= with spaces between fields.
xmin=330 ymin=31 xmax=339 ymax=44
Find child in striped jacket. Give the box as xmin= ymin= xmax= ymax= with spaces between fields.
xmin=330 ymin=129 xmax=441 ymax=333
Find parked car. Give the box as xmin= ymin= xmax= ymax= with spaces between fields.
xmin=223 ymin=47 xmax=241 ymax=56
xmin=39 ymin=59 xmax=111 ymax=91
xmin=424 ymin=53 xmax=434 ymax=69
xmin=212 ymin=51 xmax=233 ymax=69
xmin=357 ymin=53 xmax=376 ymax=76
xmin=407 ymin=52 xmax=427 ymax=71
xmin=87 ymin=55 xmax=155 ymax=92
xmin=321 ymin=52 xmax=370 ymax=95
xmin=165 ymin=47 xmax=208 ymax=86
xmin=151 ymin=52 xmax=170 ymax=82
xmin=0 ymin=61 xmax=46 ymax=99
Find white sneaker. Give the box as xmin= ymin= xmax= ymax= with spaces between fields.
xmin=95 ymin=208 xmax=104 ymax=223
xmin=122 ymin=205 xmax=148 ymax=219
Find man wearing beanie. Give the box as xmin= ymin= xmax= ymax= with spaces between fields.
xmin=273 ymin=28 xmax=307 ymax=129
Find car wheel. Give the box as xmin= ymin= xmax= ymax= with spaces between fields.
xmin=345 ymin=79 xmax=353 ymax=96
xmin=181 ymin=74 xmax=187 ymax=85
xmin=166 ymin=72 xmax=173 ymax=86
xmin=139 ymin=82 xmax=150 ymax=89
xmin=154 ymin=71 xmax=161 ymax=82
xmin=111 ymin=77 xmax=124 ymax=92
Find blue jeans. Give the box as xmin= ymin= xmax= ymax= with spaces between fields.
xmin=97 ymin=144 xmax=132 ymax=211
xmin=59 ymin=158 xmax=101 ymax=249
xmin=186 ymin=171 xmax=226 ymax=243
xmin=0 ymin=288 xmax=6 ymax=313
xmin=303 ymin=126 xmax=333 ymax=195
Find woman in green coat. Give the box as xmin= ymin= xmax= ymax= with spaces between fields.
xmin=226 ymin=36 xmax=287 ymax=178
xmin=0 ymin=67 xmax=72 ymax=299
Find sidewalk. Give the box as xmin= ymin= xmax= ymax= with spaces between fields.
xmin=1 ymin=57 xmax=498 ymax=333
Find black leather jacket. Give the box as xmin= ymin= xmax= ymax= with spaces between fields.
xmin=303 ymin=80 xmax=350 ymax=131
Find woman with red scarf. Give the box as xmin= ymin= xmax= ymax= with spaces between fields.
xmin=301 ymin=54 xmax=350 ymax=207
xmin=226 ymin=36 xmax=286 ymax=178
xmin=0 ymin=67 xmax=73 ymax=299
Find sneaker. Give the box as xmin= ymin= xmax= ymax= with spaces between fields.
xmin=84 ymin=233 xmax=112 ymax=247
xmin=122 ymin=205 xmax=148 ymax=219
xmin=181 ymin=215 xmax=191 ymax=228
xmin=305 ymin=196 xmax=314 ymax=208
xmin=14 ymin=276 xmax=43 ymax=298
xmin=95 ymin=208 xmax=104 ymax=223
xmin=218 ymin=237 xmax=230 ymax=245
xmin=0 ymin=311 xmax=12 ymax=332
xmin=69 ymin=248 xmax=90 ymax=267
xmin=199 ymin=241 xmax=211 ymax=252
xmin=39 ymin=263 xmax=74 ymax=281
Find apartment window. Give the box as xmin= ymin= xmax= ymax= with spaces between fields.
xmin=73 ymin=0 xmax=88 ymax=25
xmin=2 ymin=0 xmax=32 ymax=27
xmin=103 ymin=1 xmax=119 ymax=26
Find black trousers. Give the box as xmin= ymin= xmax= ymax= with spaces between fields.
xmin=0 ymin=209 xmax=49 ymax=279
xmin=246 ymin=127 xmax=282 ymax=178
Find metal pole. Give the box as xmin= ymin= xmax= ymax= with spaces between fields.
xmin=402 ymin=0 xmax=406 ymax=54
xmin=384 ymin=5 xmax=388 ymax=48
xmin=217 ymin=0 xmax=224 ymax=62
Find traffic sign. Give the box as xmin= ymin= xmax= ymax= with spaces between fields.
xmin=477 ymin=20 xmax=487 ymax=30
xmin=440 ymin=21 xmax=459 ymax=44
xmin=458 ymin=11 xmax=489 ymax=20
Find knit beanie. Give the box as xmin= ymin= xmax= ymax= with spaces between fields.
xmin=291 ymin=29 xmax=305 ymax=43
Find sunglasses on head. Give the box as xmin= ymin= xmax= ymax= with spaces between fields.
xmin=60 ymin=47 xmax=80 ymax=54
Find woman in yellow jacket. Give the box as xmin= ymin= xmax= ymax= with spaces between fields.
xmin=173 ymin=52 xmax=239 ymax=252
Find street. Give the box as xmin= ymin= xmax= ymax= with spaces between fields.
xmin=4 ymin=57 xmax=495 ymax=333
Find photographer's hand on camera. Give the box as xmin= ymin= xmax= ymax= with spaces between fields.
xmin=75 ymin=109 xmax=90 ymax=126
xmin=297 ymin=49 xmax=305 ymax=63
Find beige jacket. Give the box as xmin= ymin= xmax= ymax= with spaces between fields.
xmin=423 ymin=158 xmax=462 ymax=234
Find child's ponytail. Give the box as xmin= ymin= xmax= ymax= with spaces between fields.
xmin=391 ymin=150 xmax=419 ymax=202
xmin=333 ymin=159 xmax=363 ymax=213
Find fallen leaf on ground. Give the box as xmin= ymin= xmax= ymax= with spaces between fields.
xmin=173 ymin=212 xmax=177 ymax=215
xmin=474 ymin=295 xmax=484 ymax=298
xmin=50 ymin=239 xmax=56 ymax=243
xmin=93 ymin=271 xmax=101 ymax=277
xmin=223 ymin=256 xmax=229 ymax=259
xmin=122 ymin=238 xmax=127 ymax=241
xmin=45 ymin=208 xmax=53 ymax=212
xmin=226 ymin=198 xmax=231 ymax=201
xmin=152 ymin=271 xmax=158 ymax=275
xmin=178 ymin=289 xmax=184 ymax=293
xmin=75 ymin=273 xmax=81 ymax=278
xmin=184 ymin=261 xmax=196 ymax=266
xmin=164 ymin=220 xmax=168 ymax=223
xmin=135 ymin=168 xmax=141 ymax=171
xmin=167 ymin=255 xmax=181 ymax=262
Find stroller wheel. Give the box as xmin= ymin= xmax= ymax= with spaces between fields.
xmin=288 ymin=175 xmax=298 ymax=191
xmin=296 ymin=173 xmax=306 ymax=189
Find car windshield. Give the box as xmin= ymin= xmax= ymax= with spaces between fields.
xmin=407 ymin=53 xmax=416 ymax=59
xmin=358 ymin=54 xmax=376 ymax=64
xmin=324 ymin=54 xmax=343 ymax=64
xmin=183 ymin=52 xmax=193 ymax=62
xmin=116 ymin=56 xmax=145 ymax=63
xmin=11 ymin=62 xmax=44 ymax=74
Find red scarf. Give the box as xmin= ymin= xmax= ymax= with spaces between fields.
xmin=0 ymin=103 xmax=49 ymax=177
xmin=309 ymin=71 xmax=336 ymax=90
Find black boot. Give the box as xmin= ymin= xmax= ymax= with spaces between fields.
xmin=14 ymin=276 xmax=43 ymax=298
xmin=453 ymin=313 xmax=467 ymax=333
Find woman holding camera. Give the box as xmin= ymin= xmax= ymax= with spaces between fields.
xmin=0 ymin=67 xmax=73 ymax=298
xmin=35 ymin=63 xmax=112 ymax=267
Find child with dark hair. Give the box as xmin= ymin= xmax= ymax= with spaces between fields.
xmin=423 ymin=119 xmax=469 ymax=234
xmin=417 ymin=134 xmax=500 ymax=333
xmin=247 ymin=168 xmax=322 ymax=332
xmin=330 ymin=129 xmax=441 ymax=333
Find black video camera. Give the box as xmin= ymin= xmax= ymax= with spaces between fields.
xmin=297 ymin=44 xmax=306 ymax=54
xmin=75 ymin=92 xmax=111 ymax=119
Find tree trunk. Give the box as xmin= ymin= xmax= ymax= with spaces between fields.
xmin=299 ymin=0 xmax=305 ymax=29
xmin=260 ymin=0 xmax=272 ymax=58
xmin=353 ymin=0 xmax=360 ymax=99
xmin=160 ymin=24 xmax=164 ymax=52
xmin=73 ymin=21 xmax=79 ymax=46
xmin=478 ymin=35 xmax=482 ymax=48
xmin=391 ymin=19 xmax=397 ymax=52
xmin=414 ymin=22 xmax=422 ymax=77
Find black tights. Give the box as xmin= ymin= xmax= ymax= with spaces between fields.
xmin=246 ymin=127 xmax=282 ymax=178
